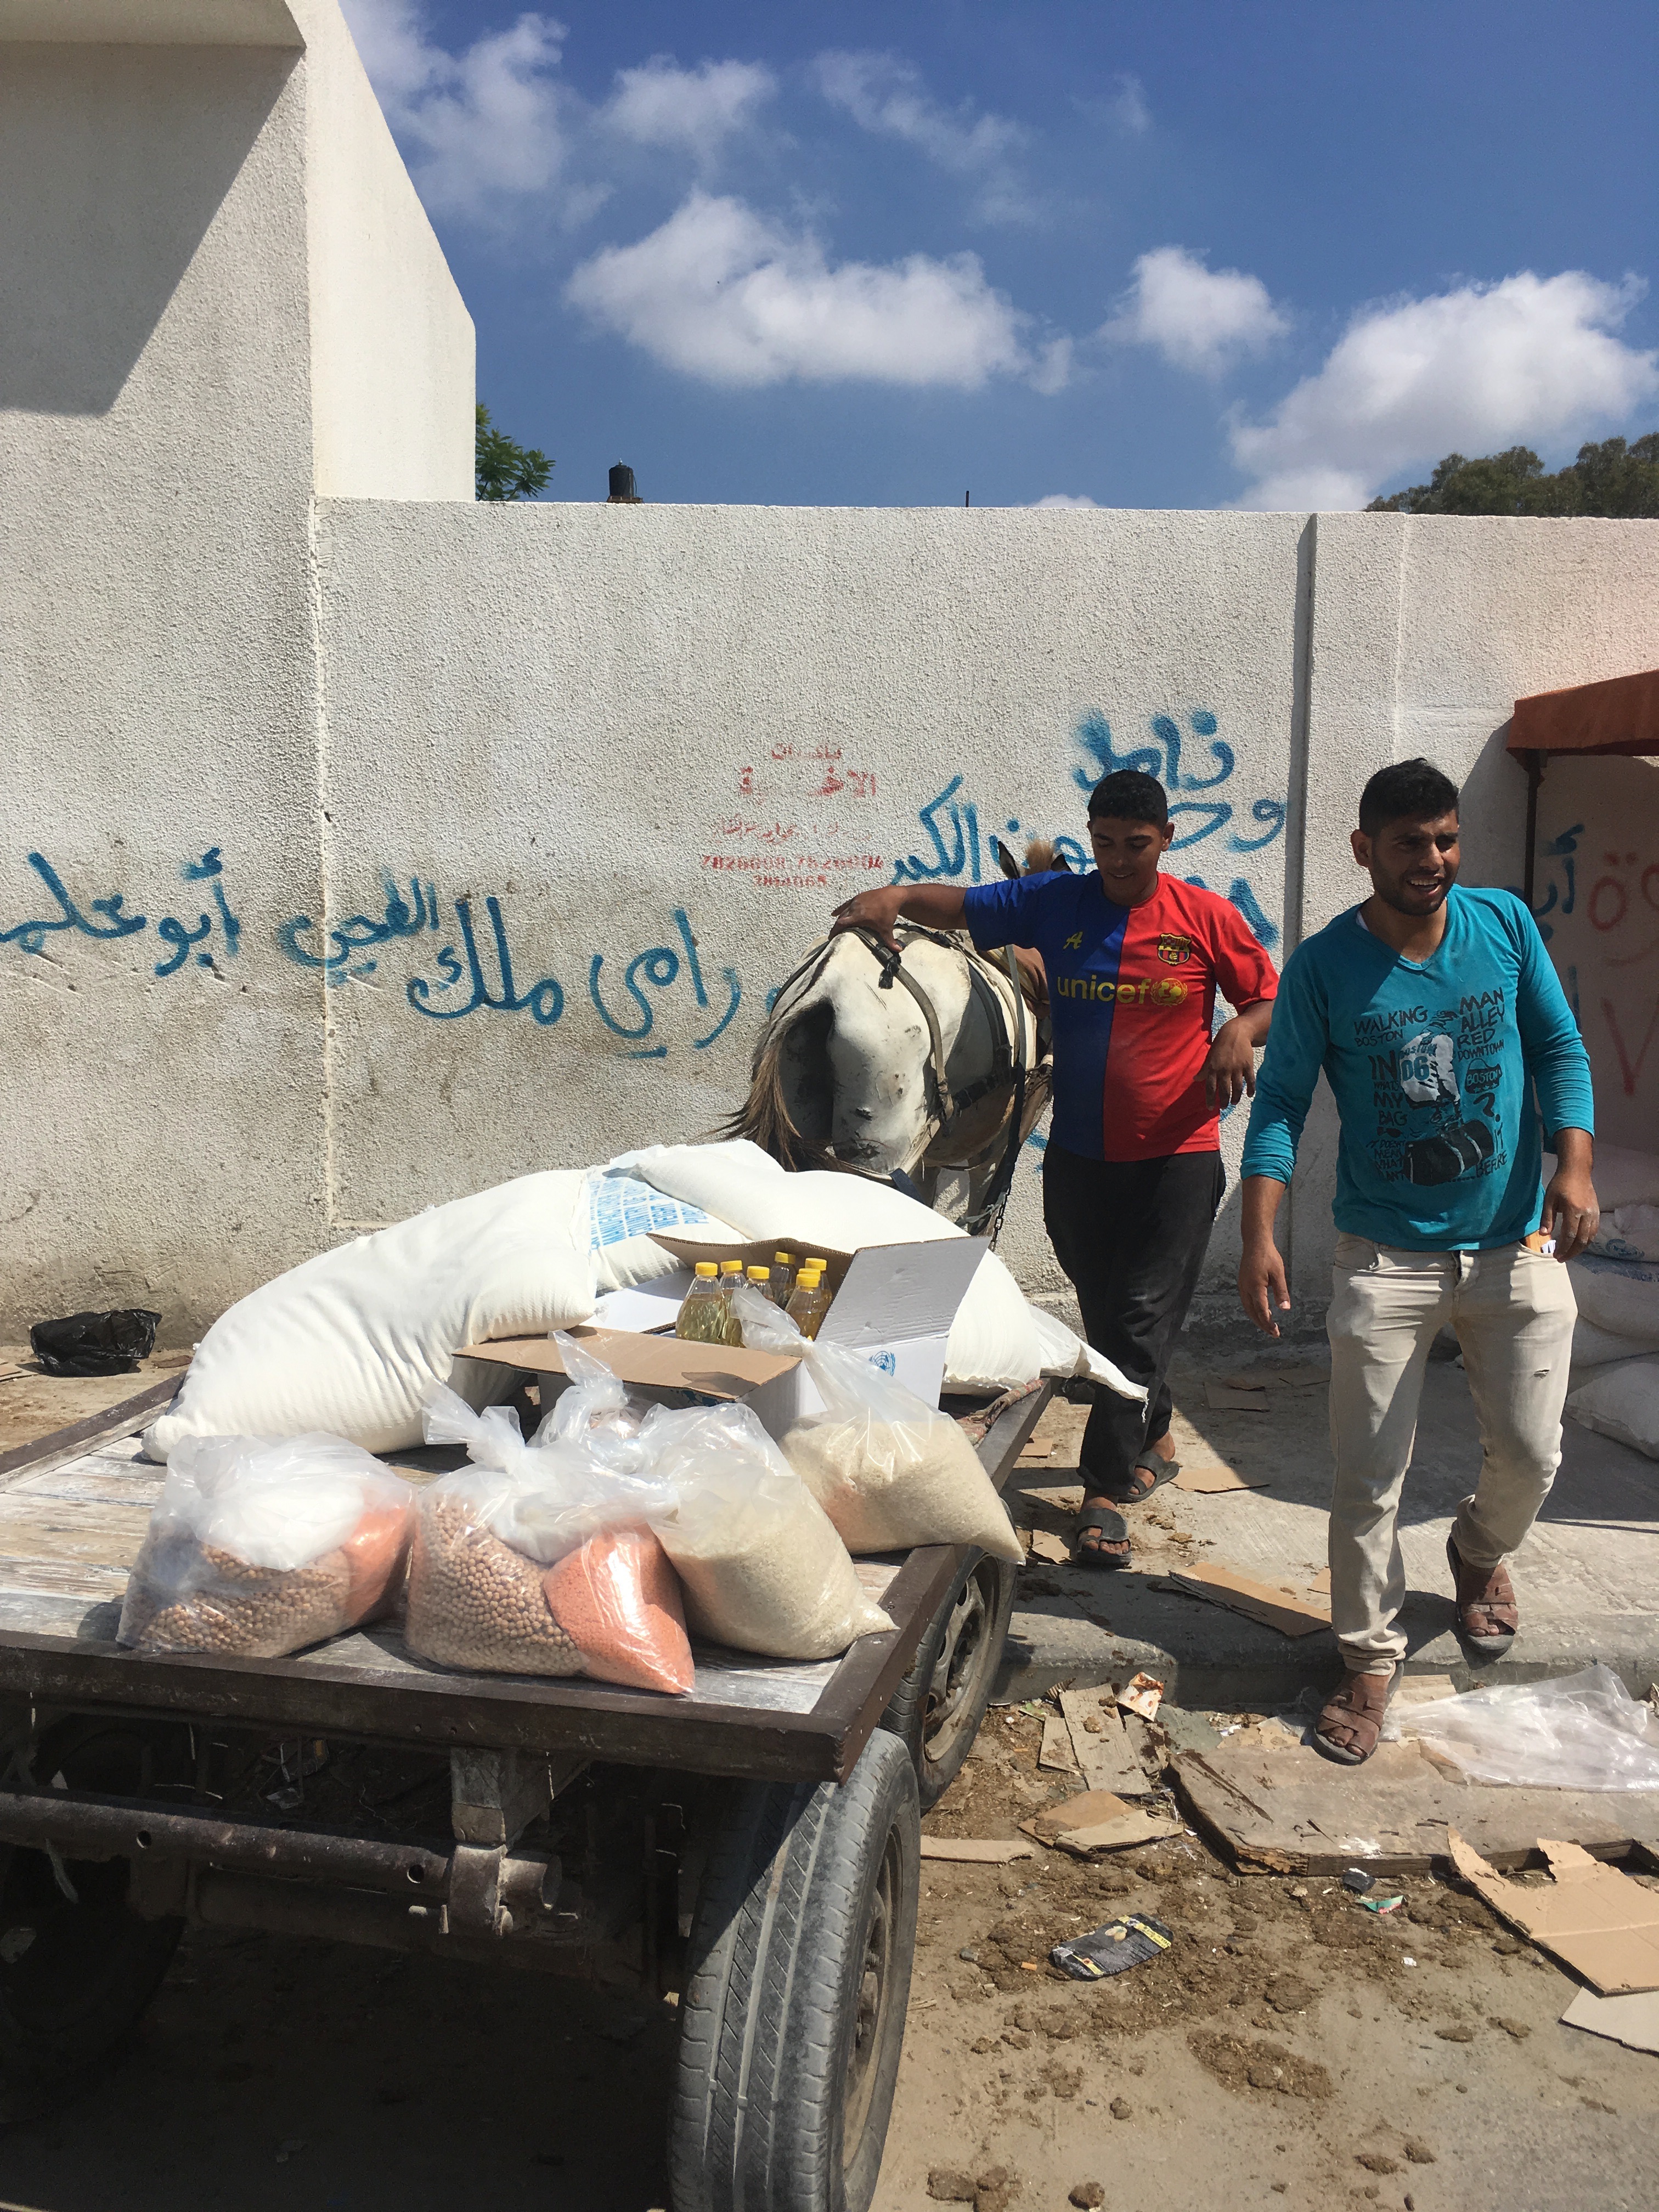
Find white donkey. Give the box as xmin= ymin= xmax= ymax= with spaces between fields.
xmin=725 ymin=841 xmax=1059 ymax=1236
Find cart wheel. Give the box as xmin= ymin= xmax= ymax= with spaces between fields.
xmin=0 ymin=1717 xmax=190 ymax=2121
xmin=881 ymin=1550 xmax=1017 ymax=1812
xmin=669 ymin=1729 xmax=920 ymax=2212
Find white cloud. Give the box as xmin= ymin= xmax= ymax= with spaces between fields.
xmin=1232 ymin=270 xmax=1659 ymax=509
xmin=1105 ymin=245 xmax=1288 ymax=374
xmin=814 ymin=49 xmax=1033 ymax=223
xmin=1031 ymin=493 xmax=1098 ymax=508
xmin=566 ymin=191 xmax=1062 ymax=391
xmin=604 ymin=55 xmax=776 ymax=165
xmin=1109 ymin=75 xmax=1151 ymax=134
xmin=341 ymin=1 xmax=595 ymax=221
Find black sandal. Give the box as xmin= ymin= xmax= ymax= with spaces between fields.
xmin=1106 ymin=1453 xmax=1181 ymax=1506
xmin=1073 ymin=1503 xmax=1131 ymax=1570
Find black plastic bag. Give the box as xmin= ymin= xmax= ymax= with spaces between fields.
xmin=30 ymin=1308 xmax=161 ymax=1378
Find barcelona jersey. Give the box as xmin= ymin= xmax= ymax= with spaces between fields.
xmin=963 ymin=872 xmax=1279 ymax=1161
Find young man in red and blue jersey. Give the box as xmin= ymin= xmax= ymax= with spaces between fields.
xmin=832 ymin=769 xmax=1278 ymax=1565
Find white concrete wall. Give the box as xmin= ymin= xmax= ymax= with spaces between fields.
xmin=3 ymin=7 xmax=1656 ymax=1348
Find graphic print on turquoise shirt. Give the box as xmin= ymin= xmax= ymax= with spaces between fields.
xmin=1242 ymin=887 xmax=1594 ymax=1251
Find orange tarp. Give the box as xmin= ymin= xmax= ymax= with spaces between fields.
xmin=1509 ymin=668 xmax=1659 ymax=758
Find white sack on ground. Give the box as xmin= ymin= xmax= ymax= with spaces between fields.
xmin=1406 ymin=1664 xmax=1659 ymax=1790
xmin=1573 ymin=1316 xmax=1654 ymax=1367
xmin=1589 ymin=1203 xmax=1659 ymax=1266
xmin=625 ymin=1141 xmax=1142 ymax=1399
xmin=1567 ymin=1357 xmax=1659 ymax=1459
xmin=145 ymin=1173 xmax=595 ymax=1457
xmin=1566 ymin=1254 xmax=1659 ymax=1348
xmin=1545 ymin=1143 xmax=1659 ymax=1214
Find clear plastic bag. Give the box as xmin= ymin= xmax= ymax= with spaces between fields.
xmin=1406 ymin=1663 xmax=1659 ymax=1790
xmin=730 ymin=1283 xmax=1024 ymax=1561
xmin=119 ymin=1434 xmax=414 ymax=1657
xmin=407 ymin=1381 xmax=690 ymax=1690
xmin=640 ymin=1398 xmax=893 ymax=1660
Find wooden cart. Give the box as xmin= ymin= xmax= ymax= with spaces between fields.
xmin=0 ymin=1377 xmax=1050 ymax=2211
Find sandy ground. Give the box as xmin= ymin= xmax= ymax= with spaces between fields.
xmin=1 ymin=1703 xmax=1655 ymax=2212
xmin=0 ymin=1353 xmax=189 ymax=1458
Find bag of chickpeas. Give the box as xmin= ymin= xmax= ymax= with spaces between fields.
xmin=406 ymin=1380 xmax=695 ymax=1694
xmin=119 ymin=1435 xmax=415 ymax=1658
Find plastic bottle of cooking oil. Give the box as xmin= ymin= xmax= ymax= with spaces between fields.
xmin=719 ymin=1259 xmax=746 ymax=1345
xmin=786 ymin=1266 xmax=831 ymax=1340
xmin=746 ymin=1265 xmax=779 ymax=1304
xmin=771 ymin=1251 xmax=797 ymax=1305
xmin=675 ymin=1262 xmax=727 ymax=1342
xmin=804 ymin=1257 xmax=830 ymax=1282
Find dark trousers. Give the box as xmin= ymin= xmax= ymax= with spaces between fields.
xmin=1042 ymin=1144 xmax=1226 ymax=1497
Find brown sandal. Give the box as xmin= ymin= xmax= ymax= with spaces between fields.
xmin=1313 ymin=1668 xmax=1396 ymax=1767
xmin=1446 ymin=1535 xmax=1519 ymax=1655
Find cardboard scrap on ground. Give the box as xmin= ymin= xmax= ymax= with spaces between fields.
xmin=1020 ymin=1790 xmax=1184 ymax=1855
xmin=1039 ymin=1714 xmax=1081 ymax=1774
xmin=1448 ymin=1830 xmax=1659 ymax=1995
xmin=1205 ymin=1383 xmax=1271 ymax=1412
xmin=1058 ymin=1690 xmax=1155 ymax=1797
xmin=1560 ymin=1985 xmax=1659 ymax=2055
xmin=1027 ymin=1528 xmax=1072 ymax=1567
xmin=1169 ymin=1561 xmax=1333 ymax=1638
xmin=1173 ymin=1462 xmax=1271 ymax=1494
xmin=1116 ymin=1671 xmax=1165 ymax=1721
xmin=1017 ymin=1441 xmax=1053 ymax=1463
xmin=1217 ymin=1370 xmax=1271 ymax=1392
xmin=919 ymin=1835 xmax=1035 ymax=1864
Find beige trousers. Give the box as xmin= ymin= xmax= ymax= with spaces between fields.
xmin=1325 ymin=1235 xmax=1577 ymax=1673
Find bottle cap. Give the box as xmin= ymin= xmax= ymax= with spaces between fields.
xmin=747 ymin=1266 xmax=770 ymax=1282
xmin=797 ymin=1267 xmax=823 ymax=1285
xmin=805 ymin=1257 xmax=829 ymax=1272
xmin=774 ymin=1251 xmax=792 ymax=1265
xmin=695 ymin=1261 xmax=719 ymax=1278
xmin=720 ymin=1259 xmax=744 ymax=1273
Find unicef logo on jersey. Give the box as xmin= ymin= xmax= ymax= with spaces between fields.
xmin=1152 ymin=977 xmax=1187 ymax=1006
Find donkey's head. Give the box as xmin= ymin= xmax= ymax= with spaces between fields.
xmin=991 ymin=834 xmax=1071 ymax=879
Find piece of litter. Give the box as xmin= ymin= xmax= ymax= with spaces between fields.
xmin=1449 ymin=1830 xmax=1659 ymax=1995
xmin=1217 ymin=1370 xmax=1269 ymax=1391
xmin=1059 ymin=1691 xmax=1153 ymax=1797
xmin=1403 ymin=1957 xmax=1417 ymax=1967
xmin=1310 ymin=1567 xmax=1331 ymax=1594
xmin=1168 ymin=1561 xmax=1331 ymax=1638
xmin=1017 ymin=1699 xmax=1047 ymax=1717
xmin=921 ymin=1837 xmax=1035 ymax=1865
xmin=1050 ymin=1913 xmax=1174 ymax=1981
xmin=1039 ymin=1714 xmax=1082 ymax=1774
xmin=1361 ymin=1895 xmax=1404 ymax=1915
xmin=1342 ymin=1867 xmax=1375 ymax=1893
xmin=1172 ymin=1463 xmax=1271 ymax=1494
xmin=1205 ymin=1383 xmax=1271 ymax=1412
xmin=1559 ymin=1985 xmax=1659 ymax=2055
xmin=1028 ymin=1528 xmax=1072 ymax=1567
xmin=1116 ymin=1671 xmax=1165 ymax=1722
xmin=1020 ymin=1789 xmax=1183 ymax=1854
xmin=1017 ymin=1442 xmax=1054 ymax=1462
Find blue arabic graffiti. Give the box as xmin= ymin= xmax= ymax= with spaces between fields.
xmin=278 ymin=875 xmax=438 ymax=984
xmin=1 ymin=849 xmax=242 ymax=975
xmin=588 ymin=909 xmax=741 ymax=1058
xmin=1524 ymin=822 xmax=1584 ymax=945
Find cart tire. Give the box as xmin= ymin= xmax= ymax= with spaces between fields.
xmin=669 ymin=1728 xmax=919 ymax=2212
xmin=0 ymin=1717 xmax=189 ymax=2120
xmin=881 ymin=1550 xmax=1017 ymax=1812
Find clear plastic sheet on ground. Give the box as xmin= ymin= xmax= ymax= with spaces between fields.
xmin=730 ymin=1283 xmax=1024 ymax=1560
xmin=119 ymin=1434 xmax=414 ymax=1658
xmin=1404 ymin=1663 xmax=1659 ymax=1790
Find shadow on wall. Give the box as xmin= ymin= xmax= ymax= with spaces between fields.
xmin=1456 ymin=719 xmax=1531 ymax=894
xmin=0 ymin=42 xmax=294 ymax=415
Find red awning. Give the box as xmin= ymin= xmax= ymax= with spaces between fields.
xmin=1509 ymin=667 xmax=1659 ymax=759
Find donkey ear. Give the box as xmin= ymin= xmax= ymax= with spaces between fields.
xmin=1053 ymin=850 xmax=1073 ymax=873
xmin=991 ymin=836 xmax=1021 ymax=880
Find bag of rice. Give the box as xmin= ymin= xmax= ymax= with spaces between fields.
xmin=119 ymin=1435 xmax=414 ymax=1658
xmin=639 ymin=1401 xmax=893 ymax=1660
xmin=730 ymin=1285 xmax=1024 ymax=1561
xmin=407 ymin=1384 xmax=692 ymax=1692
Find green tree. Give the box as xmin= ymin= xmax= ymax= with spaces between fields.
xmin=475 ymin=403 xmax=553 ymax=501
xmin=1368 ymin=434 xmax=1659 ymax=516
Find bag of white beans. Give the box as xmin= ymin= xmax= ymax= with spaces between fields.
xmin=730 ymin=1285 xmax=1025 ymax=1561
xmin=119 ymin=1435 xmax=415 ymax=1658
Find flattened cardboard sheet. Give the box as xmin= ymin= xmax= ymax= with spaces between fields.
xmin=1169 ymin=1561 xmax=1332 ymax=1638
xmin=1173 ymin=1462 xmax=1271 ymax=1494
xmin=1448 ymin=1830 xmax=1659 ymax=1995
xmin=458 ymin=1327 xmax=798 ymax=1398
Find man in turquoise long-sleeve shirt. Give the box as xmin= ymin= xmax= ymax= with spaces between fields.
xmin=1238 ymin=759 xmax=1598 ymax=1765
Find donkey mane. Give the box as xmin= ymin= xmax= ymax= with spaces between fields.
xmin=717 ymin=996 xmax=848 ymax=1173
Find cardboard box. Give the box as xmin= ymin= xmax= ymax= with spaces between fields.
xmin=460 ymin=1232 xmax=988 ymax=1434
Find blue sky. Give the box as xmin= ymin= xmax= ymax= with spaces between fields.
xmin=343 ymin=1 xmax=1659 ymax=510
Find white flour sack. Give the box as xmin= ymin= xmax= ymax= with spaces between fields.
xmin=1566 ymin=1357 xmax=1659 ymax=1460
xmin=145 ymin=1173 xmax=595 ymax=1458
xmin=625 ymin=1141 xmax=1141 ymax=1400
xmin=1566 ymin=1254 xmax=1659 ymax=1350
xmin=640 ymin=1401 xmax=892 ymax=1661
xmin=1546 ymin=1143 xmax=1659 ymax=1214
xmin=732 ymin=1285 xmax=1024 ymax=1559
